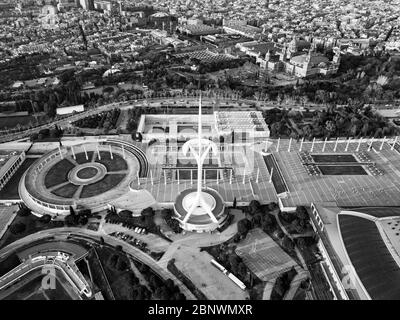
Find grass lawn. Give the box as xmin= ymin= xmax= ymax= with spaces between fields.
xmin=52 ymin=183 xmax=79 ymax=198
xmin=311 ymin=154 xmax=357 ymax=163
xmin=0 ymin=158 xmax=36 ymax=200
xmin=44 ymin=159 xmax=75 ymax=188
xmin=0 ymin=214 xmax=64 ymax=249
xmin=95 ymin=152 xmax=127 ymax=171
xmin=80 ymin=174 xmax=125 ymax=198
xmin=77 ymin=167 xmax=98 ymax=179
xmin=75 ymin=152 xmax=94 ymax=164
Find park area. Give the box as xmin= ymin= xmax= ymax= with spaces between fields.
xmin=235 ymin=228 xmax=299 ymax=282
xmin=43 ymin=151 xmax=128 ymax=199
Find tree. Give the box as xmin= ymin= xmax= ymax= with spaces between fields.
xmin=295 ymin=206 xmax=308 ymax=221
xmin=297 ymin=237 xmax=307 ymax=250
xmin=10 ymin=222 xmax=26 ymax=234
xmin=119 ymin=210 xmax=132 ymax=219
xmin=30 ymin=133 xmax=38 ymax=142
xmin=237 ymin=219 xmax=251 ymax=235
xmin=65 ymin=214 xmax=77 ymax=226
xmin=39 ymin=214 xmax=52 ymax=224
xmin=161 ymin=208 xmax=172 ymax=219
xmin=116 ymin=258 xmax=128 ymax=271
xmin=78 ymin=215 xmax=88 ymax=225
xmin=141 ymin=207 xmax=155 ymax=217
xmin=249 ymin=200 xmax=261 ymax=215
xmin=282 ymin=235 xmax=294 ymax=251
xmin=17 ymin=205 xmax=31 ymax=217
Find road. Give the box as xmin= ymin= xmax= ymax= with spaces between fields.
xmin=0 ymin=95 xmax=318 ymax=144
xmin=0 ymin=227 xmax=196 ymax=300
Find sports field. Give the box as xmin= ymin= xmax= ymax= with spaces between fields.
xmin=311 ymin=154 xmax=358 ymax=163
xmin=317 ymin=165 xmax=368 ymax=175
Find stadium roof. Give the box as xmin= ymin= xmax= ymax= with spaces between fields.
xmin=346 ymin=207 xmax=400 ymax=218
xmin=338 ymin=214 xmax=400 ymax=300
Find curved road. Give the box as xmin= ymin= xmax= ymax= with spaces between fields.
xmin=0 ymin=227 xmax=196 ymax=300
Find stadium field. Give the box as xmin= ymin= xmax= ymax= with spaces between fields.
xmin=317 ymin=165 xmax=368 ymax=175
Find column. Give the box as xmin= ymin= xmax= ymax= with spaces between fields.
xmin=345 ymin=138 xmax=351 ymax=152
xmin=333 ymin=138 xmax=338 ymax=152
xmin=357 ymin=138 xmax=362 ymax=152
xmin=109 ymin=144 xmax=113 ymax=159
xmin=83 ymin=144 xmax=88 ymax=160
xmin=299 ymin=137 xmax=304 ymax=152
xmin=288 ymin=138 xmax=292 ymax=152
xmin=322 ymin=137 xmax=327 ymax=152
xmin=276 ymin=138 xmax=280 ymax=152
xmin=368 ymin=137 xmax=374 ymax=151
xmin=96 ymin=144 xmax=101 ymax=160
xmin=380 ymin=136 xmax=386 ymax=151
xmin=311 ymin=138 xmax=315 ymax=152
xmin=59 ymin=146 xmax=63 ymax=159
xmin=71 ymin=145 xmax=76 ymax=160
xmin=392 ymin=136 xmax=398 ymax=151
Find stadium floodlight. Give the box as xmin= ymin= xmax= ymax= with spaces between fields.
xmin=109 ymin=144 xmax=113 ymax=159
xmin=299 ymin=137 xmax=304 ymax=152
xmin=71 ymin=145 xmax=76 ymax=159
xmin=345 ymin=138 xmax=351 ymax=151
xmin=96 ymin=144 xmax=101 ymax=160
xmin=368 ymin=137 xmax=374 ymax=151
xmin=121 ymin=143 xmax=125 ymax=159
xmin=392 ymin=136 xmax=398 ymax=151
xmin=322 ymin=137 xmax=327 ymax=152
xmin=357 ymin=138 xmax=362 ymax=152
xmin=334 ymin=138 xmax=339 ymax=152
xmin=83 ymin=144 xmax=88 ymax=160
xmin=380 ymin=136 xmax=386 ymax=151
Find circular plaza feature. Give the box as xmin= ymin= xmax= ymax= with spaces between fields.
xmin=68 ymin=163 xmax=107 ymax=185
xmin=182 ymin=191 xmax=217 ymax=215
xmin=20 ymin=140 xmax=148 ymax=216
xmin=174 ymin=187 xmax=228 ymax=232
